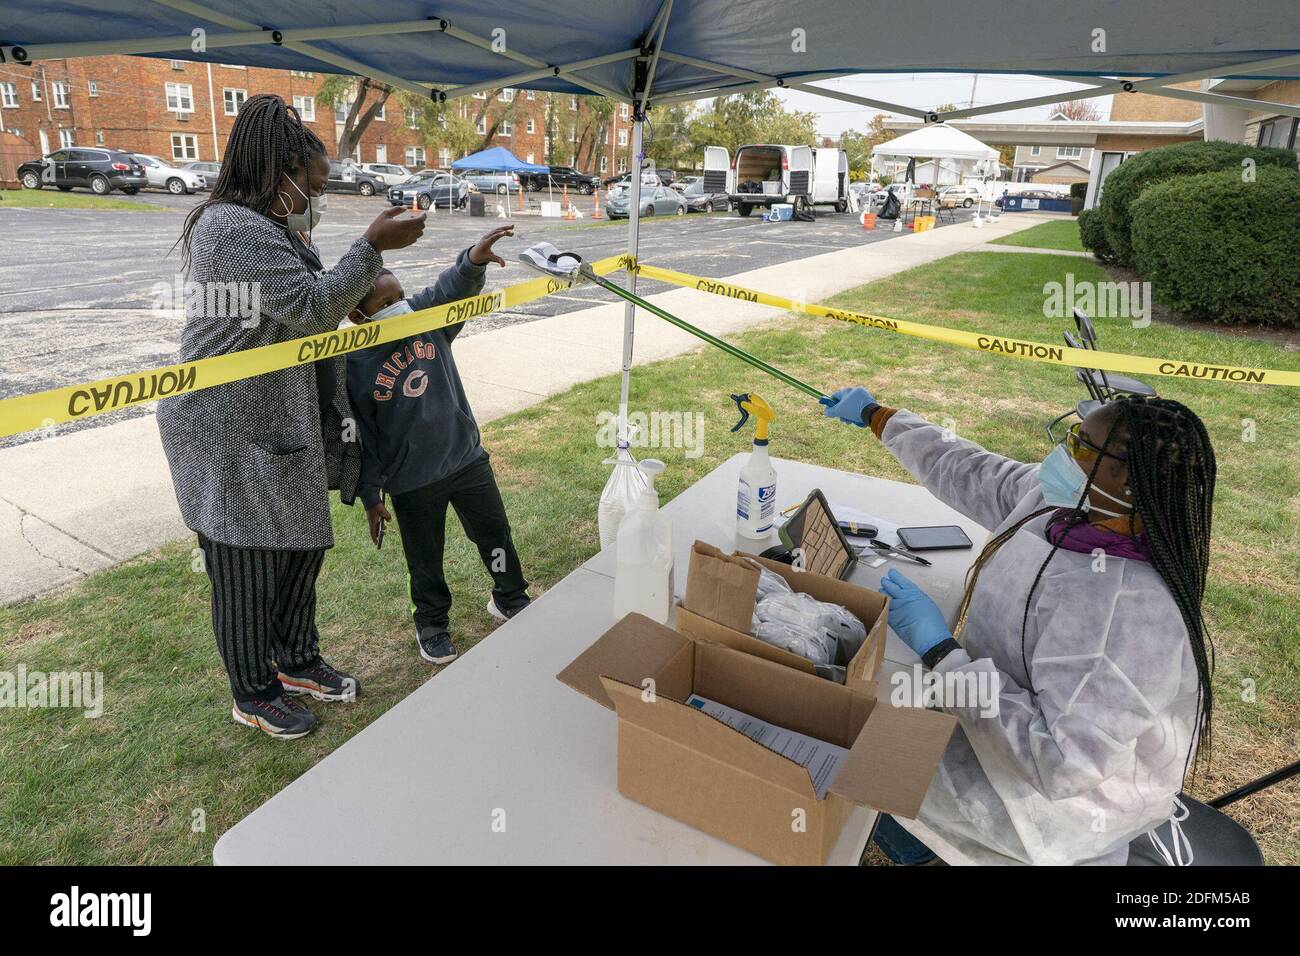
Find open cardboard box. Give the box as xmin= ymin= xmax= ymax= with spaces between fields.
xmin=676 ymin=541 xmax=889 ymax=691
xmin=558 ymin=613 xmax=956 ymax=866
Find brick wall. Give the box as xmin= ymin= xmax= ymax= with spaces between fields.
xmin=0 ymin=55 xmax=631 ymax=175
xmin=1107 ymin=83 xmax=1203 ymax=123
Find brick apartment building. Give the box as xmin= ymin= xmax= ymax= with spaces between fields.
xmin=0 ymin=54 xmax=636 ymax=177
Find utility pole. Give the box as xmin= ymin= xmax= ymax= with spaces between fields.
xmin=968 ymin=74 xmax=979 ymax=109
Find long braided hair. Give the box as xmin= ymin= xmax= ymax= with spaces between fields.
xmin=955 ymin=396 xmax=1217 ymax=775
xmin=176 ymin=94 xmax=325 ymax=269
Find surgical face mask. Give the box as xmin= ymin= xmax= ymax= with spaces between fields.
xmin=360 ymin=299 xmax=411 ymax=323
xmin=1038 ymin=444 xmax=1132 ymax=517
xmin=277 ymin=173 xmax=327 ymax=233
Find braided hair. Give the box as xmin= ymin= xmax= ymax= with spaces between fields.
xmin=177 ymin=93 xmax=325 ymax=268
xmin=955 ymin=396 xmax=1217 ymax=777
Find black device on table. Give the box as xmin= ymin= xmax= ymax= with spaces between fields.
xmin=896 ymin=525 xmax=973 ymax=552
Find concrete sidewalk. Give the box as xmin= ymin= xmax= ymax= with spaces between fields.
xmin=0 ymin=212 xmax=1047 ymax=605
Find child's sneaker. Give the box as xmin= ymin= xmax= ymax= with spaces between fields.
xmin=278 ymin=660 xmax=360 ymax=702
xmin=232 ymin=695 xmax=318 ymax=739
xmin=417 ymin=627 xmax=458 ymax=664
xmin=487 ymin=596 xmax=529 ymax=622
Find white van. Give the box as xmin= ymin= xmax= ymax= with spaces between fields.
xmin=703 ymin=144 xmax=849 ymax=217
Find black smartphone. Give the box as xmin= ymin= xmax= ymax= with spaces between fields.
xmin=896 ymin=525 xmax=973 ymax=551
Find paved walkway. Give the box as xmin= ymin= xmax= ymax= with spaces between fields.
xmin=0 ymin=212 xmax=1049 ymax=605
xmin=972 ymin=244 xmax=1093 ymax=258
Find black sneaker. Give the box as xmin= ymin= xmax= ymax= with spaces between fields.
xmin=487 ymin=596 xmax=530 ymax=622
xmin=278 ymin=660 xmax=360 ymax=702
xmin=232 ymin=695 xmax=318 ymax=739
xmin=417 ymin=627 xmax=458 ymax=664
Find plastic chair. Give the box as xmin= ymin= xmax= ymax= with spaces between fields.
xmin=1127 ymin=795 xmax=1263 ymax=865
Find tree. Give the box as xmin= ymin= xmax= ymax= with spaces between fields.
xmin=316 ymin=75 xmax=393 ymax=159
xmin=1052 ymin=99 xmax=1102 ymax=121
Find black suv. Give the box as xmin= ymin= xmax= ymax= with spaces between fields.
xmin=18 ymin=148 xmax=149 ymax=195
xmin=521 ymin=165 xmax=600 ymax=193
xmin=325 ymin=159 xmax=383 ymax=196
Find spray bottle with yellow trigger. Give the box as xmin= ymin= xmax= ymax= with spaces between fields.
xmin=732 ymin=393 xmax=778 ymax=539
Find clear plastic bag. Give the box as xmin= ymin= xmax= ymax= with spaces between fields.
xmin=753 ymin=591 xmax=867 ymax=667
xmin=597 ymin=441 xmax=648 ymax=548
xmin=753 ymin=620 xmax=834 ymax=665
xmin=754 ymin=566 xmax=793 ymax=601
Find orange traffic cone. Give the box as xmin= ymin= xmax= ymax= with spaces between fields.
xmin=592 ymin=185 xmax=602 ymax=220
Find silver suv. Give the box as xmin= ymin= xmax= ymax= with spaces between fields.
xmin=457 ymin=168 xmax=521 ymax=195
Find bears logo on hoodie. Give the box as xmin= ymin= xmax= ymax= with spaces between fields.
xmin=372 ymin=338 xmax=436 ymax=402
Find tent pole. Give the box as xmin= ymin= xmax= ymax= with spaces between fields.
xmin=617 ymin=116 xmax=645 ymax=445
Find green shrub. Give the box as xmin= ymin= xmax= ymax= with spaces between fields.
xmin=1097 ymin=140 xmax=1297 ymax=266
xmin=1130 ymin=165 xmax=1300 ymax=327
xmin=1077 ymin=208 xmax=1115 ymax=262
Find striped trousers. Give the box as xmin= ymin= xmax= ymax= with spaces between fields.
xmin=198 ymin=535 xmax=326 ymax=702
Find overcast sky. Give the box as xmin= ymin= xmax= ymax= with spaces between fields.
xmin=773 ymin=73 xmax=1113 ymax=136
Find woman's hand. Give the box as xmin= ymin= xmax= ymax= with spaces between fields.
xmin=878 ymin=568 xmax=951 ymax=656
xmin=364 ymin=206 xmax=427 ymax=252
xmin=366 ymin=501 xmax=392 ymax=546
xmin=469 ymin=224 xmax=515 ymax=267
xmin=820 ymin=386 xmax=877 ymax=427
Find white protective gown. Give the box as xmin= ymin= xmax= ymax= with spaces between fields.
xmin=880 ymin=411 xmax=1201 ymax=865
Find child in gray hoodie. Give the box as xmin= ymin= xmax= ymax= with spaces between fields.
xmin=346 ymin=225 xmax=527 ymax=665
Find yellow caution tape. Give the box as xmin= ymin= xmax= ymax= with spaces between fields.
xmin=633 ymin=262 xmax=1300 ymax=389
xmin=0 ymin=255 xmax=627 ymax=439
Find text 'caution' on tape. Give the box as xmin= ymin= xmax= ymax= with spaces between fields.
xmin=632 ymin=263 xmax=1300 ymax=390
xmin=0 ymin=255 xmax=627 ymax=439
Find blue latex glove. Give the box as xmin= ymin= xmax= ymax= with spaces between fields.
xmin=819 ymin=386 xmax=876 ymax=427
xmin=878 ymin=568 xmax=951 ymax=657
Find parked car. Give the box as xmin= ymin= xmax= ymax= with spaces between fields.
xmin=671 ymin=175 xmax=701 ymax=193
xmin=520 ymin=165 xmax=599 ymax=193
xmin=456 ymin=168 xmax=521 ymax=195
xmin=17 ymin=147 xmax=148 ymax=195
xmin=183 ymin=160 xmax=222 ymax=179
xmin=994 ymin=188 xmax=1057 ymax=208
xmin=654 ymin=168 xmax=677 ymax=186
xmin=680 ymin=178 xmax=729 ymax=213
xmin=605 ymin=183 xmax=686 ymax=219
xmin=325 ymin=159 xmax=383 ymax=196
xmin=602 ymin=171 xmax=662 ymax=188
xmin=937 ymin=184 xmax=981 ymax=208
xmin=388 ymin=172 xmax=469 ymax=210
xmin=131 ymin=153 xmax=207 ymax=194
xmin=360 ymin=162 xmax=414 ymax=187
xmin=703 ymin=144 xmax=848 ymax=216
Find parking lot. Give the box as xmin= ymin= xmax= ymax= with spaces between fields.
xmin=0 ymin=189 xmax=977 ymax=446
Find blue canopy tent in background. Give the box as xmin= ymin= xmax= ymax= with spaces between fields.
xmin=4 ymin=1 xmax=1299 ymax=443
xmin=450 ymin=145 xmax=548 ymax=174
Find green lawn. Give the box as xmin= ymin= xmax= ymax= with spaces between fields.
xmin=0 ymin=188 xmax=165 ymax=212
xmin=2 ymin=249 xmax=1297 ymax=864
xmin=990 ymin=218 xmax=1085 ymax=251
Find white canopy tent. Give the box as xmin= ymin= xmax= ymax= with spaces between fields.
xmin=5 ymin=0 xmax=1299 ymax=434
xmin=872 ymin=123 xmax=1001 ymax=220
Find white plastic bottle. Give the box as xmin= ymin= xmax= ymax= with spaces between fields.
xmin=612 ymin=459 xmax=675 ymax=624
xmin=733 ymin=394 xmax=778 ymax=539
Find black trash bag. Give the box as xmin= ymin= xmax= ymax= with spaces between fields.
xmin=879 ymin=188 xmax=902 ymax=220
xmin=793 ymin=201 xmax=815 ymax=222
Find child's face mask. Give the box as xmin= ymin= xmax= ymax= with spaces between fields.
xmin=361 ymin=300 xmax=411 ymax=323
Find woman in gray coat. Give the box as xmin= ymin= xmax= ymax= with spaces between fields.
xmin=159 ymin=94 xmax=425 ymax=739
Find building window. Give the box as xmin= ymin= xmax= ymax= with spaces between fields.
xmin=59 ymin=129 xmax=75 ymax=148
xmin=87 ymin=81 xmax=99 ymax=98
xmin=53 ymin=81 xmax=70 ymax=109
xmin=169 ymin=60 xmax=185 ymax=71
xmin=166 ymin=83 xmax=194 ymax=113
xmin=527 ymin=90 xmax=535 ymax=100
xmin=95 ymin=130 xmax=105 ymax=145
xmin=569 ymin=97 xmax=577 ymax=110
xmin=293 ymin=95 xmax=315 ymax=122
xmin=1029 ymin=145 xmax=1041 ymax=157
xmin=499 ymin=119 xmax=513 ymax=136
xmin=405 ymin=146 xmax=425 ymax=166
xmin=406 ymin=107 xmax=419 ymax=129
xmin=289 ymin=70 xmax=313 ymax=78
xmin=526 ymin=152 xmax=535 ymax=163
xmin=0 ymin=83 xmax=16 ymax=108
xmin=335 ymin=101 xmax=351 ymax=123
xmin=171 ymin=133 xmax=199 ymax=161
xmin=375 ymin=144 xmax=387 ymax=163
xmin=499 ymin=88 xmax=514 ymax=102
xmin=618 ymin=157 xmax=627 ymax=173
xmin=223 ymin=64 xmax=248 ymax=70
xmin=223 ymin=88 xmax=246 ymax=116
xmin=618 ymin=129 xmax=627 ymax=146
xmin=526 ymin=118 xmax=535 ymax=134
xmin=375 ymin=103 xmax=385 ymax=121
xmin=600 ymin=155 xmax=608 ymax=173
xmin=439 ymin=147 xmax=451 ymax=166
xmin=477 ymin=116 xmax=486 ymax=134
xmin=473 ymin=90 xmax=487 ymax=99
xmin=620 ymin=103 xmax=629 ymax=119
xmin=1056 ymin=146 xmax=1082 ymax=160
xmin=31 ymin=80 xmax=42 ymax=101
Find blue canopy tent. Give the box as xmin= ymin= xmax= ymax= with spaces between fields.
xmin=4 ymin=1 xmax=1299 ymax=440
xmin=450 ymin=146 xmax=548 ymax=174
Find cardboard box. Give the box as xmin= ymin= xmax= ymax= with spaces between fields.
xmin=676 ymin=541 xmax=888 ymax=690
xmin=558 ymin=613 xmax=956 ymax=866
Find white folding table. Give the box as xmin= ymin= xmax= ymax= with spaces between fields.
xmin=213 ymin=454 xmax=987 ymax=865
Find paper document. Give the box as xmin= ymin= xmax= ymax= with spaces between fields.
xmin=686 ymin=694 xmax=848 ymax=799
